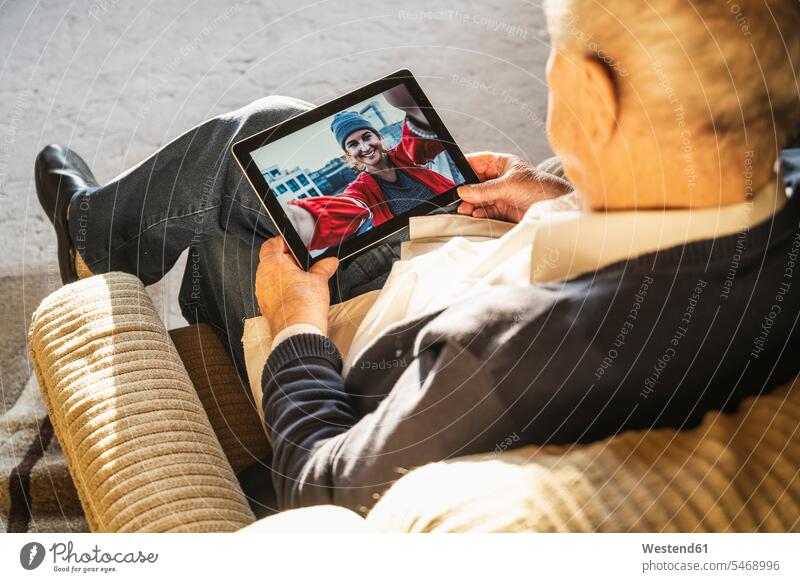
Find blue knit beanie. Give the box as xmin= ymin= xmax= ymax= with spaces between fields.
xmin=331 ymin=111 xmax=378 ymax=150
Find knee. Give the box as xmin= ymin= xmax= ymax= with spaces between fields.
xmin=252 ymin=95 xmax=314 ymax=113
xmin=224 ymin=95 xmax=314 ymax=129
xmin=221 ymin=95 xmax=314 ymax=202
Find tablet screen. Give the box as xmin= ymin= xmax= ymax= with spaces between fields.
xmin=249 ymin=84 xmax=466 ymax=258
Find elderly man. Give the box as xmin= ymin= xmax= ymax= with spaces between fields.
xmin=36 ymin=0 xmax=800 ymax=514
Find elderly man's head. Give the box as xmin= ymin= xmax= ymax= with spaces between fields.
xmin=543 ymin=0 xmax=800 ymax=209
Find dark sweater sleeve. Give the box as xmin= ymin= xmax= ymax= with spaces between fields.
xmin=262 ymin=332 xmax=510 ymax=514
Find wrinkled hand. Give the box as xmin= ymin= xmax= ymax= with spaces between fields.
xmin=457 ymin=152 xmax=572 ymax=223
xmin=255 ymin=237 xmax=339 ymax=336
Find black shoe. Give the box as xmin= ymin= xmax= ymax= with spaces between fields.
xmin=35 ymin=145 xmax=99 ymax=284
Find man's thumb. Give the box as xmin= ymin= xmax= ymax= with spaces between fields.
xmin=458 ymin=179 xmax=505 ymax=205
xmin=310 ymin=257 xmax=339 ymax=279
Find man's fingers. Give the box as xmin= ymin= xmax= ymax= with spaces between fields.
xmin=464 ymin=152 xmax=495 ymax=182
xmin=458 ymin=179 xmax=506 ymax=205
xmin=458 ymin=199 xmax=502 ymax=220
xmin=457 ymin=201 xmax=475 ymax=215
xmin=465 ymin=151 xmax=512 ymax=181
xmin=259 ymin=237 xmax=280 ymax=258
xmin=472 ymin=206 xmax=490 ymax=219
xmin=260 ymin=236 xmax=289 ymax=260
xmin=309 ymin=257 xmax=339 ymax=279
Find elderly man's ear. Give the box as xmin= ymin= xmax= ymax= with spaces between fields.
xmin=547 ymin=49 xmax=619 ymax=164
xmin=579 ymin=56 xmax=619 ymax=146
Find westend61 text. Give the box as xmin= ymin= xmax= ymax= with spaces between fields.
xmin=642 ymin=543 xmax=708 ymax=554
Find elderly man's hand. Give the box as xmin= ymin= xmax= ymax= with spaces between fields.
xmin=255 ymin=237 xmax=339 ymax=337
xmin=457 ymin=152 xmax=573 ymax=223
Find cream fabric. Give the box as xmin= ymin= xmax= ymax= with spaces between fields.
xmin=271 ymin=323 xmax=324 ymax=352
xmin=239 ymin=505 xmax=370 ymax=532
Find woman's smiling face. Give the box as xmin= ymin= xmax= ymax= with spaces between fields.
xmin=344 ymin=129 xmax=384 ymax=168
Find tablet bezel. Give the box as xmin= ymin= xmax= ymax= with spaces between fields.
xmin=231 ymin=69 xmax=478 ymax=270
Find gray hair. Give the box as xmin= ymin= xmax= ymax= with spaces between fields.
xmin=545 ymin=0 xmax=800 ymax=151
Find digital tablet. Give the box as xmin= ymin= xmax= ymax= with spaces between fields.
xmin=232 ymin=69 xmax=478 ymax=269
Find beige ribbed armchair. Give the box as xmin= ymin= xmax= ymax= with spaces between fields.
xmin=28 ymin=272 xmax=800 ymax=532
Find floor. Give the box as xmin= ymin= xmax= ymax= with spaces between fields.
xmin=0 ymin=0 xmax=553 ymax=406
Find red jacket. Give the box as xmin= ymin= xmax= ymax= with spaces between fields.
xmin=290 ymin=119 xmax=455 ymax=250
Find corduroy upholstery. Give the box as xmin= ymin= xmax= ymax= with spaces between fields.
xmin=28 ymin=273 xmax=255 ymax=532
xmin=367 ymin=381 xmax=800 ymax=532
xmin=170 ymin=325 xmax=268 ymax=475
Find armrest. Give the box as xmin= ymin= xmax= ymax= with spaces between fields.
xmin=170 ymin=324 xmax=269 ymax=474
xmin=28 ymin=272 xmax=255 ymax=532
xmin=368 ymin=380 xmax=800 ymax=532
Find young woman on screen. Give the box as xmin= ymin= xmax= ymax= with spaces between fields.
xmin=284 ymin=87 xmax=456 ymax=251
